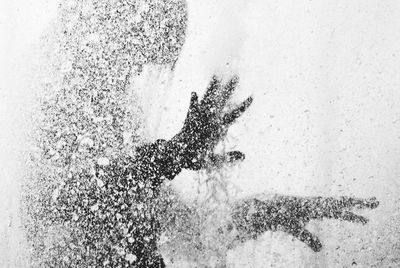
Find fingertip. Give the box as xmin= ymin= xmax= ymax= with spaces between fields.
xmin=245 ymin=96 xmax=253 ymax=106
xmin=203 ymin=76 xmax=222 ymax=103
xmin=356 ymin=197 xmax=379 ymax=209
xmin=342 ymin=211 xmax=369 ymax=224
xmin=367 ymin=197 xmax=379 ymax=209
xmin=229 ymin=75 xmax=239 ymax=86
xmin=358 ymin=216 xmax=369 ymax=225
xmin=207 ymin=152 xmax=245 ymax=169
xmin=190 ymin=91 xmax=198 ymax=104
xmin=298 ymin=229 xmax=323 ymax=252
xmin=223 ymin=76 xmax=239 ymax=97
xmin=356 ymin=213 xmax=369 ymax=224
xmin=237 ymin=96 xmax=253 ymax=114
xmin=210 ymin=75 xmax=222 ymax=85
xmin=312 ymin=241 xmax=323 ymax=252
xmin=222 ymin=98 xmax=252 ymax=125
xmin=227 ymin=151 xmax=245 ymax=162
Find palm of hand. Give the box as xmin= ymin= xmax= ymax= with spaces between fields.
xmin=173 ymin=76 xmax=252 ymax=170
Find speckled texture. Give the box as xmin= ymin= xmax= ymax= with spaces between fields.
xmin=22 ymin=0 xmax=187 ymax=266
xmin=15 ymin=1 xmax=399 ymax=267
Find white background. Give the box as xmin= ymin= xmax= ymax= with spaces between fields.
xmin=1 ymin=0 xmax=400 ymax=267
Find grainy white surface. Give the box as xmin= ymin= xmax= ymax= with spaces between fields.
xmin=1 ymin=0 xmax=400 ymax=267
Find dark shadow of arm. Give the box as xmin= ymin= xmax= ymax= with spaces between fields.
xmin=230 ymin=194 xmax=379 ymax=252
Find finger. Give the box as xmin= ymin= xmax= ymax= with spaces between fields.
xmin=218 ymin=75 xmax=239 ymax=109
xmin=349 ymin=197 xmax=379 ymax=209
xmin=225 ymin=151 xmax=245 ymax=162
xmin=339 ymin=211 xmax=369 ymax=224
xmin=297 ymin=229 xmax=323 ymax=252
xmin=222 ymin=96 xmax=253 ymax=126
xmin=189 ymin=92 xmax=199 ymax=109
xmin=286 ymin=226 xmax=323 ymax=252
xmin=364 ymin=197 xmax=379 ymax=209
xmin=201 ymin=76 xmax=222 ymax=107
xmin=334 ymin=196 xmax=380 ymax=210
xmin=208 ymin=151 xmax=245 ymax=168
xmin=184 ymin=92 xmax=199 ymax=119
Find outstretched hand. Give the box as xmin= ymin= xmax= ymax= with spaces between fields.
xmin=172 ymin=76 xmax=253 ymax=170
xmin=232 ymin=195 xmax=379 ymax=252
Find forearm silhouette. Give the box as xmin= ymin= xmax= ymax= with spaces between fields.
xmin=114 ymin=75 xmax=252 ymax=184
xmin=91 ymin=76 xmax=251 ymax=267
xmin=90 ymin=75 xmax=377 ymax=267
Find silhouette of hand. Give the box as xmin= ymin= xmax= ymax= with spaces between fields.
xmin=172 ymin=76 xmax=253 ymax=170
xmin=232 ymin=195 xmax=379 ymax=252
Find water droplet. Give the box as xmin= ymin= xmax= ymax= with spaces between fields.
xmin=125 ymin=253 xmax=137 ymax=263
xmin=97 ymin=157 xmax=110 ymax=166
xmin=61 ymin=61 xmax=73 ymax=73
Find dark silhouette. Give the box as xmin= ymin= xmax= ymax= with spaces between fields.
xmin=231 ymin=195 xmax=379 ymax=252
xmin=22 ymin=1 xmax=379 ymax=266
xmin=55 ymin=76 xmax=251 ymax=267
xmin=61 ymin=75 xmax=377 ymax=267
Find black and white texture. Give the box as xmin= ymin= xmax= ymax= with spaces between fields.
xmin=1 ymin=0 xmax=400 ymax=267
xmin=22 ymin=0 xmax=188 ymax=266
